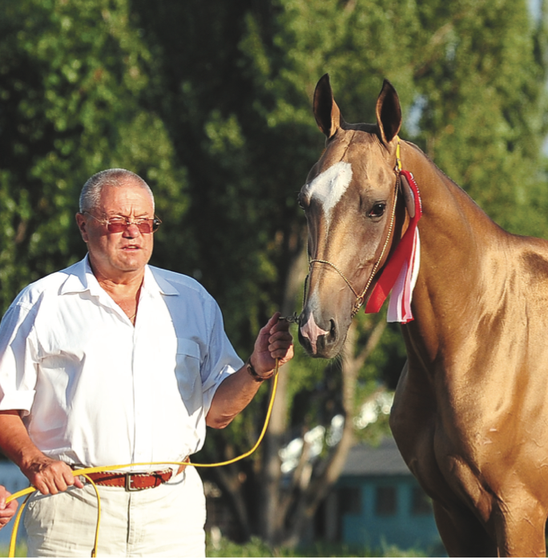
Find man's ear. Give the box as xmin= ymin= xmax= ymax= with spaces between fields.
xmin=75 ymin=213 xmax=89 ymax=243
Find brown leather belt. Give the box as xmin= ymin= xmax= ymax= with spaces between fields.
xmin=84 ymin=464 xmax=187 ymax=492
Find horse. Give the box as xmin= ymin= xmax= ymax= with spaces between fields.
xmin=298 ymin=73 xmax=548 ymax=557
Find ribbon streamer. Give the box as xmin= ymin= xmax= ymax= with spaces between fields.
xmin=365 ymin=169 xmax=422 ymax=323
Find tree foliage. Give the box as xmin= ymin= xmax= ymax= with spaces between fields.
xmin=0 ymin=0 xmax=187 ymax=311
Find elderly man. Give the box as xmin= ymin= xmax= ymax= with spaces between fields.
xmin=0 ymin=168 xmax=294 ymax=557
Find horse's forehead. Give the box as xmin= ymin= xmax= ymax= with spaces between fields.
xmin=303 ymin=161 xmax=353 ymax=223
xmin=311 ymin=130 xmax=387 ymax=176
xmin=303 ymin=133 xmax=390 ymax=203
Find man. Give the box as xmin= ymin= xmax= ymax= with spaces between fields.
xmin=0 ymin=168 xmax=294 ymax=556
xmin=0 ymin=486 xmax=17 ymax=529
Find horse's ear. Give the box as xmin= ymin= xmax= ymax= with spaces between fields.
xmin=313 ymin=74 xmax=343 ymax=138
xmin=376 ymin=79 xmax=402 ymax=145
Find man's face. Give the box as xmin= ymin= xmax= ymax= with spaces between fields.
xmin=76 ymin=181 xmax=155 ymax=282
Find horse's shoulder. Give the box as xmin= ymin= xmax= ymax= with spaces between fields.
xmin=512 ymin=236 xmax=548 ymax=278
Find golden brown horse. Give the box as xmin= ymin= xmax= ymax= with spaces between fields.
xmin=298 ymin=74 xmax=548 ymax=557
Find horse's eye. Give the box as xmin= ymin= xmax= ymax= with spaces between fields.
xmin=368 ymin=202 xmax=386 ymax=219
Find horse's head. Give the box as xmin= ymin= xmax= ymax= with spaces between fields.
xmin=298 ymin=74 xmax=407 ymax=358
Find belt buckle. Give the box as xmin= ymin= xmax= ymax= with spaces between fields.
xmin=125 ymin=472 xmax=141 ymax=492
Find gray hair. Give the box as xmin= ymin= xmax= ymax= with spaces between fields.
xmin=79 ymin=168 xmax=155 ymax=213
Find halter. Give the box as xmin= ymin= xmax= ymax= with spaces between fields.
xmin=304 ymin=139 xmax=403 ymax=317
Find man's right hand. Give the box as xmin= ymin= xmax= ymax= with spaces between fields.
xmin=21 ymin=454 xmax=84 ymax=495
xmin=0 ymin=410 xmax=83 ymax=495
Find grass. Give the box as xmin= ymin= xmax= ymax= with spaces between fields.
xmin=206 ymin=535 xmax=429 ymax=557
xmin=0 ymin=535 xmax=430 ymax=557
xmin=0 ymin=543 xmax=27 ymax=558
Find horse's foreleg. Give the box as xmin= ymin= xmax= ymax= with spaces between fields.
xmin=432 ymin=501 xmax=496 ymax=557
xmin=493 ymin=500 xmax=547 ymax=557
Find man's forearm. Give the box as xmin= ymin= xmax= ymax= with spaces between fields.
xmin=206 ymin=365 xmax=268 ymax=429
xmin=206 ymin=312 xmax=293 ymax=429
xmin=0 ymin=411 xmax=43 ymax=469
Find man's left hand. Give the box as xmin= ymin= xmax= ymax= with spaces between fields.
xmin=0 ymin=486 xmax=18 ymax=529
xmin=249 ymin=312 xmax=294 ymax=378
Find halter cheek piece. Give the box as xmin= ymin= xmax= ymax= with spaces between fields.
xmin=304 ymin=139 xmax=413 ymax=318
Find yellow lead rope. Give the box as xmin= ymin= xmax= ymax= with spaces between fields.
xmin=6 ymin=361 xmax=280 ymax=557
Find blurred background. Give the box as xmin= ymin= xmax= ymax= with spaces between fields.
xmin=0 ymin=0 xmax=547 ymax=555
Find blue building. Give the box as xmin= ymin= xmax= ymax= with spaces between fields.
xmin=332 ymin=437 xmax=444 ymax=555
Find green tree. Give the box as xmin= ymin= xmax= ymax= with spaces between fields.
xmin=0 ymin=0 xmax=187 ymax=312
xmin=410 ymin=0 xmax=548 ymax=236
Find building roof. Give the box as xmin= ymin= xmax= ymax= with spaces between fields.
xmin=341 ymin=437 xmax=412 ymax=477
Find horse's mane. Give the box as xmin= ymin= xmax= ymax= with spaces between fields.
xmin=404 ymin=139 xmax=462 ymax=191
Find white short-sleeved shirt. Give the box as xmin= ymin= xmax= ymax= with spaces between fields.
xmin=0 ymin=256 xmax=243 ymax=471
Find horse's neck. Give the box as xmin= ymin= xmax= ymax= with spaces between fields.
xmin=401 ymin=143 xmax=506 ymax=353
xmin=404 ymin=141 xmax=498 ymax=253
xmin=404 ymin=142 xmax=494 ymax=234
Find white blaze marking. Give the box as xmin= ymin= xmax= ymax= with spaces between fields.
xmin=304 ymin=161 xmax=353 ymax=231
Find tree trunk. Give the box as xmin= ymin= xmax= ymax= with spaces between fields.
xmin=257 ymin=230 xmax=307 ymax=542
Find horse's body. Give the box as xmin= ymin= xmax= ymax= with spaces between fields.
xmin=298 ymin=75 xmax=548 ymax=557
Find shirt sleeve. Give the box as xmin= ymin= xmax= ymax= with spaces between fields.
xmin=200 ymin=299 xmax=243 ymax=414
xmin=0 ymin=300 xmax=39 ymax=415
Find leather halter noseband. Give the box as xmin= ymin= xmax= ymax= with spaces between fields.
xmin=304 ymin=141 xmax=403 ymax=318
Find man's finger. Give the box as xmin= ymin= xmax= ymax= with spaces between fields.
xmin=64 ymin=470 xmax=84 ymax=489
xmin=264 ymin=313 xmax=280 ymax=333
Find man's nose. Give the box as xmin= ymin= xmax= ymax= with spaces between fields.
xmin=122 ymin=223 xmax=141 ymax=237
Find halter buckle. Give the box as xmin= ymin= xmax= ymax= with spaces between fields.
xmin=352 ymin=297 xmax=365 ymax=317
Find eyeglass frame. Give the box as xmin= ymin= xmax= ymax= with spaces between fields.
xmin=82 ymin=211 xmax=162 ymax=234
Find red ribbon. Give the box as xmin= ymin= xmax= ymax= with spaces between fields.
xmin=365 ymin=170 xmax=422 ymax=317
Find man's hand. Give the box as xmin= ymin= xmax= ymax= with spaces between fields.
xmin=0 ymin=411 xmax=84 ymax=496
xmin=0 ymin=486 xmax=17 ymax=528
xmin=21 ymin=454 xmax=84 ymax=495
xmin=248 ymin=312 xmax=294 ymax=378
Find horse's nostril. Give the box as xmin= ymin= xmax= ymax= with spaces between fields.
xmin=329 ymin=320 xmax=336 ymax=339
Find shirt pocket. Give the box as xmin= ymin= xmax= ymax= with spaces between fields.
xmin=175 ymin=339 xmax=202 ymax=414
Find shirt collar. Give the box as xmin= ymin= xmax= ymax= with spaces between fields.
xmin=59 ymin=255 xmax=101 ymax=296
xmin=59 ymin=255 xmax=179 ymax=297
xmin=143 ymin=266 xmax=179 ymax=296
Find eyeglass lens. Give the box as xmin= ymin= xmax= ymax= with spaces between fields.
xmin=84 ymin=212 xmax=161 ymax=233
xmin=106 ymin=219 xmax=160 ymax=234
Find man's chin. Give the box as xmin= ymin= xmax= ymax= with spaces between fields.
xmin=90 ymin=255 xmax=151 ymax=281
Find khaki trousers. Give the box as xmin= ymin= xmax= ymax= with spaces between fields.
xmin=24 ymin=466 xmax=206 ymax=558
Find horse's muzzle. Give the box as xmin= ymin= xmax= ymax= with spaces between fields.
xmin=298 ymin=310 xmax=342 ymax=358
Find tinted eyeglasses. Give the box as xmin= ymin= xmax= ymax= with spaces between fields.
xmin=84 ymin=212 xmax=162 ymax=234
